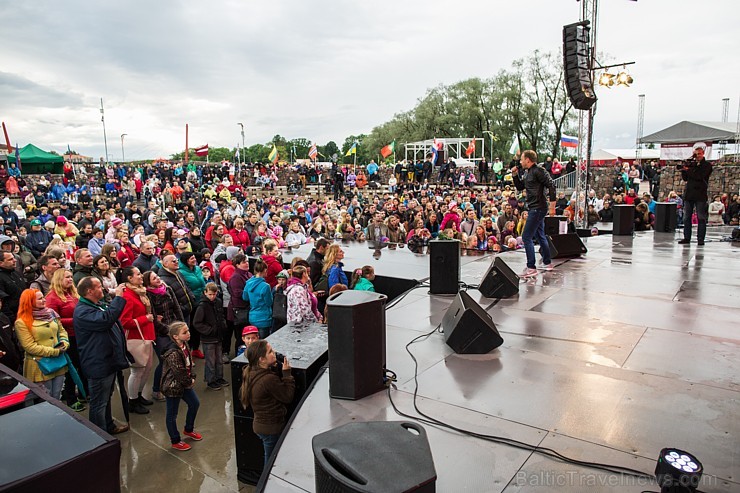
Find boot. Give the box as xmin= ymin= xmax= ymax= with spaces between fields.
xmin=138 ymin=393 xmax=154 ymax=406
xmin=129 ymin=398 xmax=150 ymax=415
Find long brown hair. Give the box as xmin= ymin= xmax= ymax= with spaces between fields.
xmin=239 ymin=340 xmax=269 ymax=410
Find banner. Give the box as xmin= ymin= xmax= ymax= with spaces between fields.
xmin=660 ymin=142 xmax=713 ymax=161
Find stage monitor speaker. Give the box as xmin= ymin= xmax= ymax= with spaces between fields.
xmin=547 ymin=233 xmax=588 ymax=258
xmin=545 ymin=215 xmax=568 ymax=236
xmin=441 ymin=290 xmax=503 ymax=354
xmin=612 ymin=204 xmax=635 ymax=235
xmin=429 ymin=240 xmax=460 ymax=295
xmin=654 ymin=202 xmax=677 ymax=232
xmin=563 ymin=21 xmax=597 ymax=111
xmin=478 ymin=257 xmax=519 ymax=299
xmin=326 ymin=291 xmax=387 ymax=400
xmin=313 ymin=421 xmax=437 ymax=493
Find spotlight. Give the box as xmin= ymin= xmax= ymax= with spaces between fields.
xmin=616 ymin=71 xmax=633 ymax=86
xmin=655 ymin=448 xmax=703 ymax=493
xmin=598 ymin=72 xmax=615 ymax=88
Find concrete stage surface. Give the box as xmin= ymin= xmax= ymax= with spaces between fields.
xmin=116 ymin=229 xmax=739 ymax=493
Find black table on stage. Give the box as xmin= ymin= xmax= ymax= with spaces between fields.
xmin=230 ymin=322 xmax=329 ymax=485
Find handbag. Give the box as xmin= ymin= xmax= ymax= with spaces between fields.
xmin=37 ymin=354 xmax=68 ymax=375
xmin=272 ymin=290 xmax=288 ymax=325
xmin=233 ymin=307 xmax=250 ymax=328
xmin=126 ymin=320 xmax=153 ymax=368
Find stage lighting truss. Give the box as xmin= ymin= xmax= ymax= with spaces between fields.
xmin=596 ymin=63 xmax=634 ymax=89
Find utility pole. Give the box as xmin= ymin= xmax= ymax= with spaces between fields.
xmin=237 ymin=123 xmax=245 ymax=167
xmin=721 ymin=98 xmax=730 ymax=122
xmin=635 ymin=95 xmax=645 ymax=165
xmin=121 ymin=133 xmax=127 ymax=163
xmin=100 ymin=98 xmax=109 ymax=165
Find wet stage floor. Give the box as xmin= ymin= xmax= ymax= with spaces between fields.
xmin=116 ymin=229 xmax=739 ymax=492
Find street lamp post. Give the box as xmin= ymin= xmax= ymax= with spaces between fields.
xmin=121 ymin=133 xmax=127 ymax=163
xmin=237 ymin=123 xmax=245 ymax=167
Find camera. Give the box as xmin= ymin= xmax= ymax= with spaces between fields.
xmin=676 ymin=157 xmax=697 ymax=171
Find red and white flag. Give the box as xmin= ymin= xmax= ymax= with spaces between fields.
xmin=194 ymin=144 xmax=209 ymax=156
xmin=465 ymin=138 xmax=476 ymax=157
xmin=308 ymin=142 xmax=318 ymax=159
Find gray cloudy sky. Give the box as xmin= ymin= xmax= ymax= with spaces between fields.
xmin=2 ymin=0 xmax=739 ymax=161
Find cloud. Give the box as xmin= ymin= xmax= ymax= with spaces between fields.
xmin=0 ymin=72 xmax=84 ymax=109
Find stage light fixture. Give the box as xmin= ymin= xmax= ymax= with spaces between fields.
xmin=598 ymin=72 xmax=615 ymax=88
xmin=655 ymin=448 xmax=703 ymax=493
xmin=616 ymin=71 xmax=633 ymax=86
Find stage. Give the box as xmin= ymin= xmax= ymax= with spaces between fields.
xmin=112 ymin=228 xmax=739 ymax=493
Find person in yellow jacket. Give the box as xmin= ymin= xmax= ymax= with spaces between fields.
xmin=15 ymin=288 xmax=69 ymax=399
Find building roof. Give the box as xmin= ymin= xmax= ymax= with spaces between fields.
xmin=641 ymin=121 xmax=738 ymax=144
xmin=591 ymin=148 xmax=660 ymax=161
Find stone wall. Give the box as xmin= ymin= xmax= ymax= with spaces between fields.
xmin=588 ymin=164 xmax=740 ymax=201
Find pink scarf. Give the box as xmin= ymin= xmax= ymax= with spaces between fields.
xmin=146 ymin=285 xmax=167 ymax=296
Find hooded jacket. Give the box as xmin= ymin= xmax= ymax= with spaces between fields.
xmin=192 ymin=293 xmax=226 ymax=343
xmin=25 ymin=229 xmax=53 ymax=258
xmin=243 ymin=276 xmax=273 ymax=329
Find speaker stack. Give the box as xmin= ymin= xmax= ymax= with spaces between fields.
xmin=612 ymin=204 xmax=635 ymax=236
xmin=441 ymin=290 xmax=504 ymax=354
xmin=563 ymin=21 xmax=597 ymax=111
xmin=654 ymin=202 xmax=677 ymax=232
xmin=547 ymin=233 xmax=588 ymax=258
xmin=429 ymin=240 xmax=460 ymax=295
xmin=313 ymin=421 xmax=437 ymax=493
xmin=326 ymin=290 xmax=387 ymax=400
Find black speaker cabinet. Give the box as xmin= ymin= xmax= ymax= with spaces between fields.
xmin=313 ymin=421 xmax=437 ymax=493
xmin=429 ymin=240 xmax=460 ymax=294
xmin=612 ymin=204 xmax=635 ymax=236
xmin=547 ymin=233 xmax=588 ymax=258
xmin=326 ymin=291 xmax=387 ymax=400
xmin=441 ymin=290 xmax=503 ymax=354
xmin=545 ymin=215 xmax=567 ymax=236
xmin=478 ymin=257 xmax=519 ymax=298
xmin=654 ymin=202 xmax=677 ymax=232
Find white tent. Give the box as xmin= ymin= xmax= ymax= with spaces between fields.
xmin=591 ymin=148 xmax=660 ymax=161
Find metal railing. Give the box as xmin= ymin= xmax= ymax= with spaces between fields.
xmin=553 ymin=171 xmax=576 ymax=191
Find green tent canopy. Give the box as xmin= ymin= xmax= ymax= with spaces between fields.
xmin=7 ymin=143 xmax=64 ymax=174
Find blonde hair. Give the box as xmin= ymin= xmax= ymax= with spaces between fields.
xmin=50 ymin=268 xmax=79 ymax=302
xmin=322 ymin=244 xmax=342 ymax=274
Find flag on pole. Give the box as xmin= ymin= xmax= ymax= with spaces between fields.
xmin=67 ymin=144 xmax=72 ymax=155
xmin=560 ymin=135 xmax=579 ymax=148
xmin=509 ymin=136 xmax=520 ymax=155
xmin=14 ymin=143 xmax=21 ymax=171
xmin=380 ymin=140 xmax=396 ymax=159
xmin=308 ymin=142 xmax=318 ymax=159
xmin=268 ymin=143 xmax=279 ymax=163
xmin=431 ymin=139 xmax=443 ymax=165
xmin=465 ymin=138 xmax=476 ymax=157
xmin=194 ymin=144 xmax=209 ymax=156
xmin=345 ymin=142 xmax=357 ymax=157
xmin=235 ymin=147 xmax=240 ymax=160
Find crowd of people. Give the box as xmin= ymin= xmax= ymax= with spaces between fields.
xmin=0 ymin=149 xmax=734 ymax=458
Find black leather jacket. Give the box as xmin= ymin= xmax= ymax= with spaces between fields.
xmin=512 ymin=164 xmax=556 ymax=211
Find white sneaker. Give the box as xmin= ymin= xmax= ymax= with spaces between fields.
xmin=520 ymin=268 xmax=538 ymax=278
xmin=543 ymin=263 xmax=554 ymax=271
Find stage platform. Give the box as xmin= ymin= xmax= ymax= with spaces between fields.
xmin=111 ymin=228 xmax=739 ymax=493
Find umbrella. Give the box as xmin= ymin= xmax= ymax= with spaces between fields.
xmin=64 ymin=354 xmax=87 ymax=400
xmin=116 ymin=370 xmax=130 ymax=423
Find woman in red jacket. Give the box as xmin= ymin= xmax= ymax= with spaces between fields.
xmin=116 ymin=231 xmax=138 ymax=268
xmin=120 ymin=266 xmax=157 ymax=415
xmin=45 ymin=269 xmax=84 ymax=411
xmin=229 ymin=218 xmax=251 ymax=251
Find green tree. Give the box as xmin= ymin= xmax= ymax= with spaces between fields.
xmin=321 ymin=141 xmax=340 ymax=161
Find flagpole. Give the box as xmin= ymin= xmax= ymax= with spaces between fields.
xmin=185 ymin=124 xmax=189 ymax=165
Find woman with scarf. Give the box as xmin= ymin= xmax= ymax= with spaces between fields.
xmin=143 ymin=270 xmax=185 ymax=402
xmin=15 ymin=288 xmax=69 ymax=400
xmin=285 ymin=265 xmax=321 ymax=325
xmin=119 ymin=266 xmax=157 ymax=415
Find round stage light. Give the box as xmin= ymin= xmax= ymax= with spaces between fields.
xmin=655 ymin=448 xmax=703 ymax=492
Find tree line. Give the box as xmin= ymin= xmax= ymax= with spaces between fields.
xmin=170 ymin=49 xmax=577 ymax=166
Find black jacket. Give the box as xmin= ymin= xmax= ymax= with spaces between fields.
xmin=0 ymin=267 xmax=26 ymax=323
xmin=72 ymin=264 xmax=94 ymax=286
xmin=25 ymin=229 xmax=53 ymax=258
xmin=73 ymin=297 xmax=129 ymax=379
xmin=513 ymin=164 xmax=556 ymax=211
xmin=192 ymin=294 xmax=226 ymax=343
xmin=158 ymin=267 xmax=196 ymax=320
xmin=681 ymin=159 xmax=712 ymax=202
xmin=147 ymin=285 xmax=185 ymax=337
xmin=306 ymin=248 xmax=325 ymax=287
xmin=132 ymin=253 xmax=158 ymax=273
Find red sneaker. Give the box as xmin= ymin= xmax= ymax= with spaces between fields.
xmin=191 ymin=350 xmax=205 ymax=359
xmin=183 ymin=430 xmax=202 ymax=441
xmin=171 ymin=441 xmax=191 ymax=451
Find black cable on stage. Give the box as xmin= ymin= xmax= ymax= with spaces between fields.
xmin=384 ymin=324 xmax=655 ymax=481
xmin=384 ymin=281 xmax=429 ymax=311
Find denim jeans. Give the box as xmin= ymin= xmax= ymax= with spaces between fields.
xmin=201 ymin=342 xmax=223 ymax=384
xmin=151 ymin=336 xmax=169 ymax=393
xmin=256 ymin=432 xmax=281 ymax=466
xmin=683 ymin=200 xmax=708 ymax=241
xmin=88 ymin=373 xmax=117 ymax=432
xmin=165 ymin=388 xmax=200 ymax=444
xmin=522 ymin=208 xmax=552 ymax=269
xmin=41 ymin=375 xmax=65 ymax=400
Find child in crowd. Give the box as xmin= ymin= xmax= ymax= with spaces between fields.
xmin=236 ymin=325 xmax=260 ymax=357
xmin=202 ymin=266 xmax=215 ymax=285
xmin=161 ymin=321 xmax=202 ymax=451
xmin=350 ymin=265 xmax=376 ymax=292
xmin=192 ymin=283 xmax=229 ymax=391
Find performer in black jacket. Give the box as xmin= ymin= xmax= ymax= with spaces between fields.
xmin=512 ymin=150 xmax=556 ymax=278
xmin=677 ymin=146 xmax=712 ymax=246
